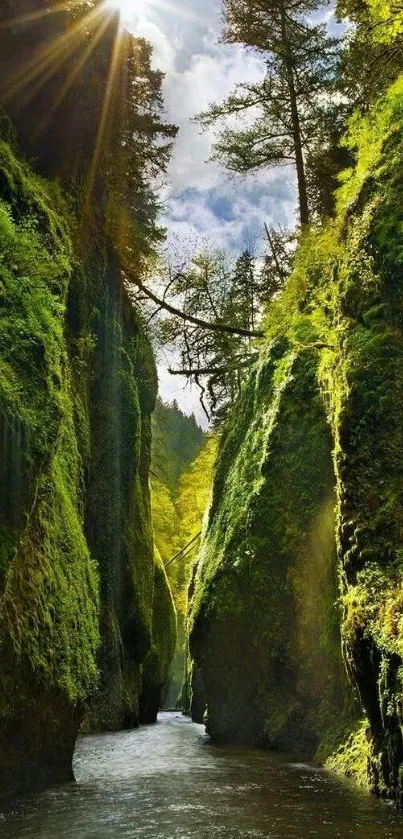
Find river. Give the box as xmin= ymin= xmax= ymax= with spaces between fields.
xmin=1 ymin=712 xmax=403 ymax=838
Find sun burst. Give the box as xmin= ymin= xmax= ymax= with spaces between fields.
xmin=105 ymin=0 xmax=145 ymax=21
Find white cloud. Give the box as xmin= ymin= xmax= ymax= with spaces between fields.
xmin=126 ymin=0 xmax=297 ymax=417
xmin=134 ymin=16 xmax=178 ymax=71
xmin=157 ymin=363 xmax=210 ymax=428
xmin=163 ymin=46 xmax=265 ymax=192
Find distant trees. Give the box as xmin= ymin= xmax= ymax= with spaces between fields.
xmin=151 ymin=398 xmax=205 ymax=491
xmin=151 ymin=418 xmax=217 ymax=706
xmin=151 ymin=425 xmax=217 ymax=613
xmin=198 ymin=0 xmax=338 ymax=226
xmin=150 ymin=400 xmax=214 ymax=611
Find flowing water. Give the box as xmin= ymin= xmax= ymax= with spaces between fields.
xmin=1 ymin=712 xmax=403 ymax=838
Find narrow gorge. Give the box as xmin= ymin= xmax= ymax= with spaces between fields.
xmin=2 ymin=0 xmax=403 ymax=835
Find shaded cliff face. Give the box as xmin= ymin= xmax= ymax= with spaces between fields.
xmin=83 ymin=272 xmax=176 ymax=729
xmin=0 ymin=136 xmax=175 ymax=796
xmin=190 ymin=77 xmax=403 ymax=802
xmin=190 ymin=347 xmax=354 ymax=753
xmin=0 ymin=138 xmax=99 ymax=796
xmin=84 ymin=261 xmax=154 ymax=730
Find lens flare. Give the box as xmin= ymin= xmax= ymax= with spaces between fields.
xmin=106 ymin=0 xmax=142 ymax=20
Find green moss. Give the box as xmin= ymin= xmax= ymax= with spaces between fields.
xmin=83 ymin=265 xmax=166 ymax=730
xmin=0 ymin=137 xmax=100 ymax=750
xmin=326 ymin=720 xmax=370 ymax=788
xmin=1 ymin=410 xmax=99 ymax=703
xmin=190 ymin=347 xmax=354 ymax=750
xmin=189 ymin=73 xmax=403 ymax=799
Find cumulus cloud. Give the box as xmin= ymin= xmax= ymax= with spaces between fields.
xmin=127 ymin=0 xmax=296 ymax=416
xmin=128 ymin=0 xmax=294 ymax=244
xmin=166 ymin=174 xmax=295 ymax=254
xmin=163 ymin=46 xmax=265 ymax=193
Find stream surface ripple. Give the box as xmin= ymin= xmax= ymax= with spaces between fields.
xmin=1 ymin=711 xmax=403 ymax=838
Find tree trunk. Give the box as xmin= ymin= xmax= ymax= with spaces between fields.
xmin=279 ymin=0 xmax=310 ymax=227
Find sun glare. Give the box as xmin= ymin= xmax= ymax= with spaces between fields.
xmin=106 ymin=0 xmax=143 ymax=21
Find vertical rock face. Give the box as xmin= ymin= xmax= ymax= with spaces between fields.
xmin=0 ymin=136 xmax=175 ymax=796
xmin=139 ymin=551 xmax=177 ymax=724
xmin=83 ymin=264 xmax=176 ymax=730
xmin=190 ymin=348 xmax=355 ymax=752
xmin=189 ymin=77 xmax=403 ymax=802
xmin=84 ymin=260 xmax=156 ymax=730
xmin=0 ymin=139 xmax=100 ymax=797
xmin=329 ymin=183 xmax=403 ymax=801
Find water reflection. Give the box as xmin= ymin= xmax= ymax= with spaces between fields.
xmin=1 ymin=712 xmax=403 ymax=838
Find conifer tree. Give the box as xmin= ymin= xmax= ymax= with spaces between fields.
xmin=225 ymin=250 xmax=258 ymax=332
xmin=198 ymin=0 xmax=337 ymax=226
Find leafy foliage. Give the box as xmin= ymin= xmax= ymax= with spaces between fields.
xmin=154 ymin=249 xmax=285 ymax=422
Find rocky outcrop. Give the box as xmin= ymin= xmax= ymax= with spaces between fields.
xmin=189 ymin=77 xmax=403 ymax=802
xmin=190 ymin=347 xmax=355 ymax=752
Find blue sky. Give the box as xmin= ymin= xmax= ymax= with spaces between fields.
xmin=124 ymin=0 xmax=299 ymax=423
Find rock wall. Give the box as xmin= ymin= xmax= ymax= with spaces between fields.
xmin=190 ymin=77 xmax=403 ymax=802
xmin=190 ymin=346 xmax=355 ymax=753
xmin=0 ymin=133 xmax=175 ymax=796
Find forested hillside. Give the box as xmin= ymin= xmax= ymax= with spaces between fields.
xmin=150 ymin=399 xmax=215 ymax=706
xmin=152 ymin=399 xmax=205 ymax=493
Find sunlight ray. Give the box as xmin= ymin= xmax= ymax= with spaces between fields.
xmin=34 ymin=13 xmax=114 ymax=139
xmin=1 ymin=3 xmax=106 ymax=104
xmin=86 ymin=22 xmax=124 ymax=198
xmin=11 ymin=30 xmax=87 ymax=115
xmin=0 ymin=1 xmax=69 ymax=32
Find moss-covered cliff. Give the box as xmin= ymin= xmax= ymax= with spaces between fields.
xmin=0 ymin=132 xmax=175 ymax=796
xmin=190 ymin=345 xmax=355 ymax=753
xmin=189 ymin=76 xmax=403 ymax=804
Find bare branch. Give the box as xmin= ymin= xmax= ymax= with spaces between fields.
xmin=128 ymin=275 xmax=264 ymax=338
xmin=168 ymin=358 xmax=257 ymax=377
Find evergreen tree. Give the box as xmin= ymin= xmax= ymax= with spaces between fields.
xmin=261 ymin=226 xmax=293 ymax=295
xmin=151 ymin=398 xmax=206 ymax=492
xmin=225 ymin=250 xmax=258 ymax=333
xmin=305 ymin=104 xmax=354 ymax=218
xmin=198 ymin=0 xmax=337 ymax=226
